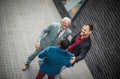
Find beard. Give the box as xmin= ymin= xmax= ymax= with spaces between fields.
xmin=80 ymin=31 xmax=85 ymax=36
xmin=80 ymin=32 xmax=88 ymax=36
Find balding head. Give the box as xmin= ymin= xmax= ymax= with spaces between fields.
xmin=61 ymin=17 xmax=71 ymax=30
xmin=62 ymin=17 xmax=71 ymax=23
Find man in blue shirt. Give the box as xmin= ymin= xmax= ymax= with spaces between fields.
xmin=36 ymin=39 xmax=75 ymax=79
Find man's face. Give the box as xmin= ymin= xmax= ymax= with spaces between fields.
xmin=61 ymin=20 xmax=70 ymax=30
xmin=80 ymin=25 xmax=91 ymax=36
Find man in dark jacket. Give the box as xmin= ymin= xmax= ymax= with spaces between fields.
xmin=55 ymin=23 xmax=93 ymax=79
xmin=67 ymin=23 xmax=93 ymax=65
xmin=54 ymin=23 xmax=93 ymax=79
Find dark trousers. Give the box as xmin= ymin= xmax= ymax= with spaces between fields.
xmin=36 ymin=70 xmax=54 ymax=79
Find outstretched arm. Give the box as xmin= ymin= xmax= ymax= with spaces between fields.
xmin=35 ymin=24 xmax=52 ymax=49
xmin=75 ymin=46 xmax=90 ymax=63
xmin=37 ymin=24 xmax=52 ymax=41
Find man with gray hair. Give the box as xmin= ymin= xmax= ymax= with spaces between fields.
xmin=22 ymin=17 xmax=72 ymax=71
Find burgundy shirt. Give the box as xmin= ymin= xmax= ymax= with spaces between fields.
xmin=67 ymin=36 xmax=90 ymax=52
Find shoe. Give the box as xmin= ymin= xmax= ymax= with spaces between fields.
xmin=22 ymin=64 xmax=29 ymax=71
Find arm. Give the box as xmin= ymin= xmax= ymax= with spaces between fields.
xmin=66 ymin=56 xmax=75 ymax=67
xmin=37 ymin=24 xmax=52 ymax=41
xmin=65 ymin=29 xmax=72 ymax=39
xmin=35 ymin=24 xmax=52 ymax=49
xmin=57 ymin=50 xmax=74 ymax=67
xmin=75 ymin=46 xmax=90 ymax=63
xmin=63 ymin=52 xmax=74 ymax=67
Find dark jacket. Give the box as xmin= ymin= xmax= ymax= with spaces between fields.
xmin=70 ymin=32 xmax=91 ymax=63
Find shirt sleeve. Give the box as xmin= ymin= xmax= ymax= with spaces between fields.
xmin=59 ymin=51 xmax=74 ymax=67
xmin=75 ymin=46 xmax=90 ymax=62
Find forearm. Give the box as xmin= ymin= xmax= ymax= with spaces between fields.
xmin=37 ymin=25 xmax=51 ymax=41
xmin=37 ymin=30 xmax=46 ymax=41
xmin=75 ymin=55 xmax=85 ymax=63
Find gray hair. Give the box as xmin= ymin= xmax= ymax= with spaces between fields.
xmin=62 ymin=17 xmax=71 ymax=23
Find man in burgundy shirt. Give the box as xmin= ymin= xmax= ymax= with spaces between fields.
xmin=67 ymin=23 xmax=93 ymax=65
xmin=55 ymin=23 xmax=93 ymax=79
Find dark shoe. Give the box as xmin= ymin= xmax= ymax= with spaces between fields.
xmin=22 ymin=64 xmax=29 ymax=71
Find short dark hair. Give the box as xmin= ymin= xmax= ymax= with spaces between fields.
xmin=60 ymin=38 xmax=70 ymax=50
xmin=84 ymin=23 xmax=93 ymax=31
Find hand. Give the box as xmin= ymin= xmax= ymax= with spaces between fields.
xmin=70 ymin=56 xmax=76 ymax=64
xmin=35 ymin=41 xmax=40 ymax=49
xmin=60 ymin=37 xmax=64 ymax=41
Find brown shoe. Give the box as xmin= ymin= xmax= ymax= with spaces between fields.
xmin=22 ymin=64 xmax=29 ymax=71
